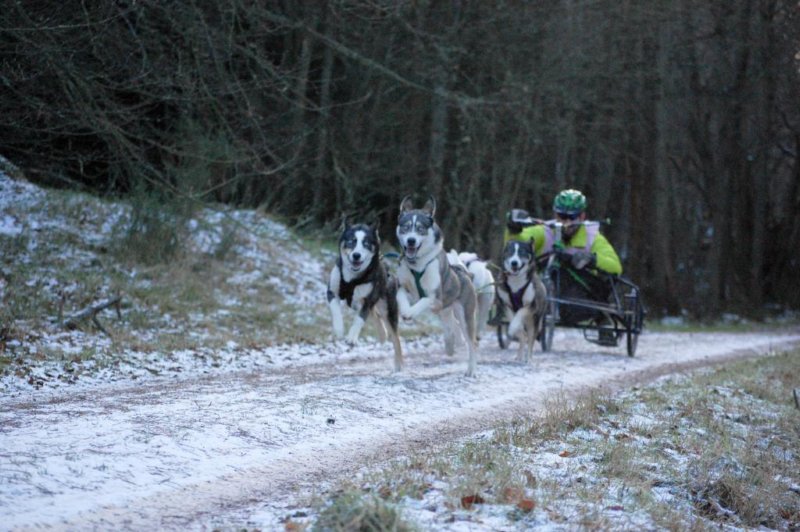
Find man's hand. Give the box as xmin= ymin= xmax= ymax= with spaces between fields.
xmin=553 ymin=242 xmax=572 ymax=265
xmin=505 ymin=209 xmax=529 ymax=234
xmin=570 ymin=250 xmax=596 ymax=270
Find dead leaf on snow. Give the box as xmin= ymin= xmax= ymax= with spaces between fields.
xmin=517 ymin=499 xmax=536 ymax=513
xmin=461 ymin=494 xmax=485 ymax=509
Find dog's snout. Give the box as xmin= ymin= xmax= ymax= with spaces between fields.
xmin=510 ymin=260 xmax=519 ymax=269
xmin=407 ymin=237 xmax=417 ymax=247
xmin=352 ymin=252 xmax=361 ymax=261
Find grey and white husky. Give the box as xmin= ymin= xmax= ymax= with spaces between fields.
xmin=395 ymin=196 xmax=479 ymax=376
xmin=495 ymin=240 xmax=547 ymax=363
xmin=327 ymin=220 xmax=403 ymax=371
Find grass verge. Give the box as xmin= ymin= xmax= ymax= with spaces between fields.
xmin=307 ymin=350 xmax=800 ymax=531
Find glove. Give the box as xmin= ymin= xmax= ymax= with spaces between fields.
xmin=505 ymin=209 xmax=529 ymax=234
xmin=551 ymin=241 xmax=568 ymax=261
xmin=570 ymin=250 xmax=597 ymax=270
xmin=554 ymin=248 xmax=571 ymax=265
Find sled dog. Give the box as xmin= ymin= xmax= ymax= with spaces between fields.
xmin=455 ymin=251 xmax=495 ymax=338
xmin=327 ymin=219 xmax=403 ymax=371
xmin=495 ymin=240 xmax=547 ymax=363
xmin=396 ymin=196 xmax=479 ymax=376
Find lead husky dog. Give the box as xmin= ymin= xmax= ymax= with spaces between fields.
xmin=396 ymin=196 xmax=479 ymax=376
xmin=327 ymin=219 xmax=403 ymax=371
xmin=495 ymin=240 xmax=547 ymax=363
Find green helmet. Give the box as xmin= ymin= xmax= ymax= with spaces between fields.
xmin=553 ymin=189 xmax=587 ymax=216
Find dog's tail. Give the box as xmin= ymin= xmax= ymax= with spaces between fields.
xmin=446 ymin=249 xmax=467 ymax=268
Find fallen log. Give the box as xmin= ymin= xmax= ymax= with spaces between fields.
xmin=62 ymin=296 xmax=122 ymax=337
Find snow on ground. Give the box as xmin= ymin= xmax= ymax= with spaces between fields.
xmin=2 ymin=168 xmax=800 ymax=530
xmin=3 ymin=330 xmax=799 ymax=531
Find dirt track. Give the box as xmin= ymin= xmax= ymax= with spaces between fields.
xmin=2 ymin=330 xmax=799 ymax=530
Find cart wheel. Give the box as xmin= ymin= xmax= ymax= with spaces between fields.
xmin=540 ymin=294 xmax=557 ymax=352
xmin=540 ymin=314 xmax=555 ymax=352
xmin=497 ymin=323 xmax=510 ymax=350
xmin=624 ymin=289 xmax=643 ymax=357
xmin=540 ymin=277 xmax=557 ymax=352
xmin=626 ymin=328 xmax=638 ymax=357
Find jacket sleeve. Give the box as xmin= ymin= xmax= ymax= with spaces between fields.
xmin=591 ymin=233 xmax=623 ymax=275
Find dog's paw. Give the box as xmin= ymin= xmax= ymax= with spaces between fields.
xmin=345 ymin=334 xmax=360 ymax=346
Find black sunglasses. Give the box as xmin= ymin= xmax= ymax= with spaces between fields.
xmin=555 ymin=211 xmax=581 ymax=221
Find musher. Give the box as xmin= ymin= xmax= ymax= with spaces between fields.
xmin=505 ymin=188 xmax=622 ymax=327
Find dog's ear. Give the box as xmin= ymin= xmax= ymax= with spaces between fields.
xmin=339 ymin=213 xmax=349 ymax=233
xmin=423 ymin=195 xmax=436 ymax=218
xmin=399 ymin=195 xmax=414 ymax=215
xmin=371 ymin=219 xmax=382 ymax=245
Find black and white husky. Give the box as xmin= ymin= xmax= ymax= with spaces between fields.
xmin=327 ymin=220 xmax=403 ymax=371
xmin=395 ymin=196 xmax=479 ymax=376
xmin=495 ymin=240 xmax=547 ymax=363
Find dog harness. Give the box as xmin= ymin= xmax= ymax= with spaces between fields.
xmin=337 ymin=255 xmax=379 ymax=307
xmin=409 ymin=256 xmax=439 ymax=299
xmin=503 ymin=279 xmax=530 ymax=312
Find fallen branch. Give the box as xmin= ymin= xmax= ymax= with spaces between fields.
xmin=62 ymin=296 xmax=122 ymax=337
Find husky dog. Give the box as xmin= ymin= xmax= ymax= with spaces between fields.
xmin=396 ymin=196 xmax=479 ymax=376
xmin=456 ymin=251 xmax=495 ymax=338
xmin=495 ymin=240 xmax=547 ymax=363
xmin=327 ymin=220 xmax=403 ymax=371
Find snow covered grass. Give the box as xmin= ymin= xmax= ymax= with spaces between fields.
xmin=300 ymin=350 xmax=800 ymax=531
xmin=0 ymin=170 xmax=439 ymax=393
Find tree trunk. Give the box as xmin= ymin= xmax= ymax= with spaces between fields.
xmin=313 ymin=19 xmax=334 ymax=216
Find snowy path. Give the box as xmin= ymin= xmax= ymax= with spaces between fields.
xmin=2 ymin=330 xmax=799 ymax=530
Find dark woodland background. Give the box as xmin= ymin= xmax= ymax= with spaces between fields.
xmin=1 ymin=1 xmax=799 ymax=318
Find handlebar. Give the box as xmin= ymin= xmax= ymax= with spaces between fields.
xmin=508 ymin=209 xmax=610 ymax=229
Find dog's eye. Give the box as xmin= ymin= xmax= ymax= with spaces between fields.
xmin=344 ymin=238 xmax=356 ymax=248
xmin=399 ymin=222 xmax=412 ymax=233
